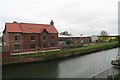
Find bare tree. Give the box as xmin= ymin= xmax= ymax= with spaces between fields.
xmin=100 ymin=31 xmax=109 ymax=42
xmin=80 ymin=34 xmax=83 ymax=36
xmin=100 ymin=31 xmax=108 ymax=36
xmin=60 ymin=31 xmax=72 ymax=36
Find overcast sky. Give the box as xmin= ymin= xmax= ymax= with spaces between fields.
xmin=0 ymin=0 xmax=119 ymax=36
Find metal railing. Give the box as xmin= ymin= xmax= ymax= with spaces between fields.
xmin=89 ymin=66 xmax=120 ymax=79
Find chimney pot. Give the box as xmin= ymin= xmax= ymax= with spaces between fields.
xmin=50 ymin=20 xmax=54 ymax=25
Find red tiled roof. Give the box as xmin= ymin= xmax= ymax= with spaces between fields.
xmin=6 ymin=23 xmax=22 ymax=32
xmin=5 ymin=21 xmax=58 ymax=33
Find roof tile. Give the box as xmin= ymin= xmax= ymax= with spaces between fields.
xmin=5 ymin=22 xmax=58 ymax=33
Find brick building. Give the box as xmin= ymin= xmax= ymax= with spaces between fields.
xmin=2 ymin=20 xmax=59 ymax=54
xmin=58 ymin=35 xmax=91 ymax=48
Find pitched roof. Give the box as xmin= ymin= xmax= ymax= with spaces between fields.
xmin=6 ymin=23 xmax=22 ymax=32
xmin=4 ymin=21 xmax=58 ymax=33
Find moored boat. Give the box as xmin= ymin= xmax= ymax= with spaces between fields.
xmin=111 ymin=56 xmax=120 ymax=67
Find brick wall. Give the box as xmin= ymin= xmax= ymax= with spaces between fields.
xmin=3 ymin=31 xmax=59 ymax=54
xmin=58 ymin=37 xmax=91 ymax=46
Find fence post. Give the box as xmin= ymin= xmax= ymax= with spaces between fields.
xmin=112 ymin=69 xmax=114 ymax=80
xmin=92 ymin=76 xmax=94 ymax=80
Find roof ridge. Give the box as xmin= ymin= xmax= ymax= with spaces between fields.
xmin=19 ymin=22 xmax=50 ymax=26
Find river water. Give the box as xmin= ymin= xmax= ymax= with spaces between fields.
xmin=2 ymin=48 xmax=119 ymax=78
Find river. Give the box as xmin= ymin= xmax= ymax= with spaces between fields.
xmin=2 ymin=48 xmax=119 ymax=78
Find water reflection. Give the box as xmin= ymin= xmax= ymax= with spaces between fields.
xmin=3 ymin=61 xmax=59 ymax=78
xmin=118 ymin=47 xmax=120 ymax=56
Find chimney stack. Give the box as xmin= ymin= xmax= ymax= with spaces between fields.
xmin=50 ymin=20 xmax=54 ymax=25
xmin=13 ymin=21 xmax=18 ymax=23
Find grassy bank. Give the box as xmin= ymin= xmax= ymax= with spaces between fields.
xmin=3 ymin=41 xmax=119 ymax=65
xmin=44 ymin=41 xmax=119 ymax=55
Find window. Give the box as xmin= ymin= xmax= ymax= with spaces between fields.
xmin=51 ymin=35 xmax=55 ymax=43
xmin=42 ymin=44 xmax=46 ymax=48
xmin=51 ymin=43 xmax=55 ymax=47
xmin=31 ymin=35 xmax=35 ymax=40
xmin=51 ymin=35 xmax=54 ymax=39
xmin=14 ymin=44 xmax=20 ymax=50
xmin=15 ymin=35 xmax=20 ymax=40
xmin=42 ymin=35 xmax=46 ymax=40
xmin=30 ymin=44 xmax=35 ymax=49
xmin=80 ymin=40 xmax=84 ymax=44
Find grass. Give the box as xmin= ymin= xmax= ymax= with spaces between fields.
xmin=12 ymin=41 xmax=119 ymax=58
xmin=42 ymin=41 xmax=118 ymax=54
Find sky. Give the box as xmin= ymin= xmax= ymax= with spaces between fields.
xmin=0 ymin=0 xmax=119 ymax=36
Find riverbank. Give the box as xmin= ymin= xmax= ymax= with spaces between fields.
xmin=2 ymin=42 xmax=119 ymax=65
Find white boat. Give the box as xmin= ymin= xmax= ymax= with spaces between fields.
xmin=111 ymin=55 xmax=120 ymax=67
